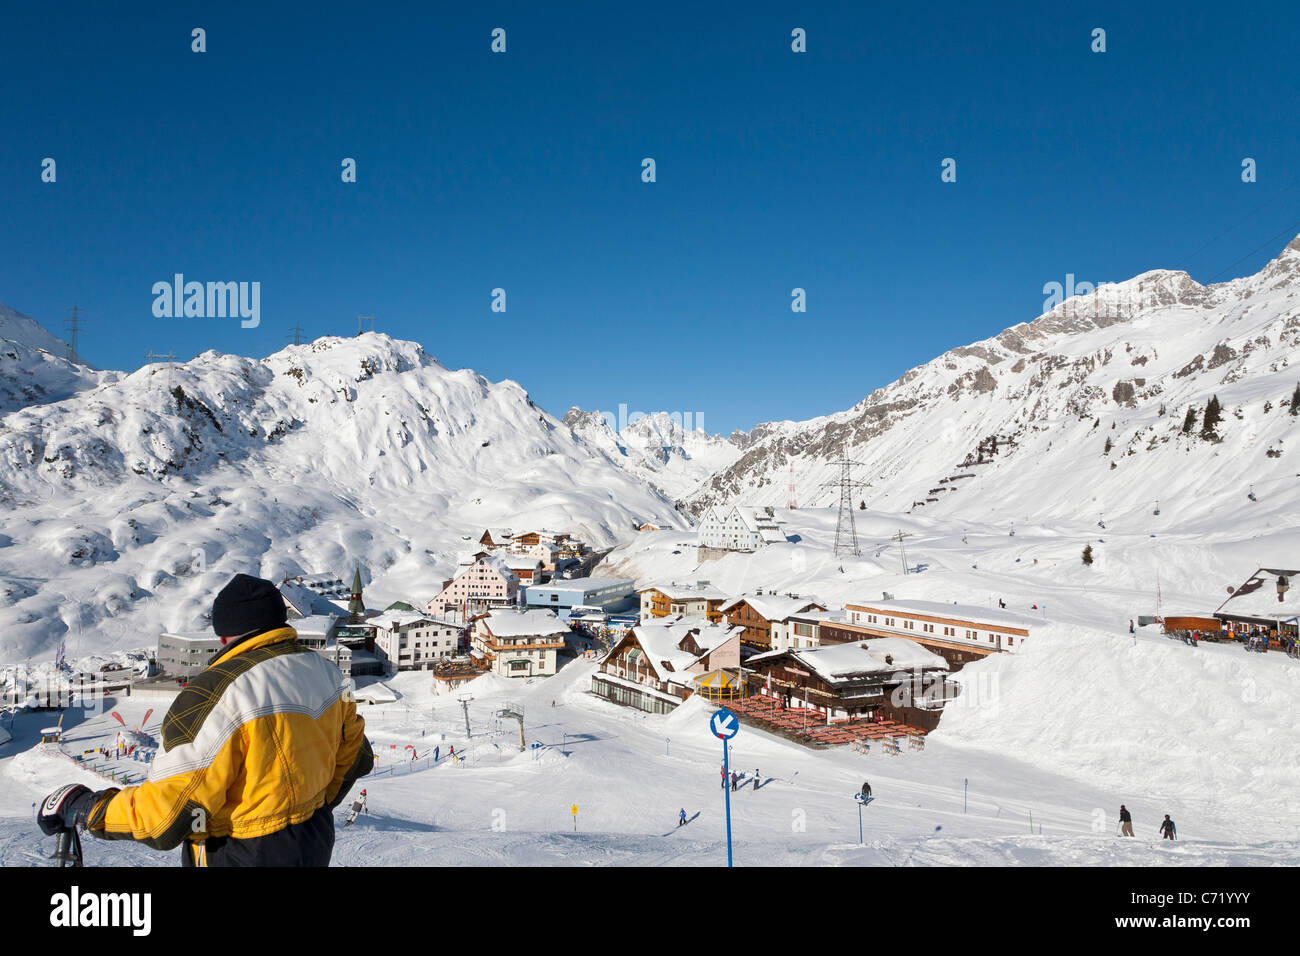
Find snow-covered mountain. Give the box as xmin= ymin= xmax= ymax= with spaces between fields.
xmin=562 ymin=407 xmax=744 ymax=504
xmin=686 ymin=236 xmax=1300 ymax=535
xmin=0 ymin=333 xmax=684 ymax=661
xmin=0 ymin=304 xmax=109 ymax=414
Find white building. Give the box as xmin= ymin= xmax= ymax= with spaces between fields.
xmin=368 ymin=612 xmax=464 ymax=672
xmin=844 ymin=599 xmax=1036 ymax=653
xmin=769 ymin=609 xmax=848 ymax=652
xmin=472 ymin=608 xmax=569 ymax=679
xmin=428 ymin=554 xmax=520 ymax=617
xmin=697 ymin=505 xmax=789 ymax=552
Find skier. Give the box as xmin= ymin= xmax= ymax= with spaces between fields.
xmin=1119 ymin=805 xmax=1134 ymax=837
xmin=449 ymin=744 xmax=455 ymax=758
xmin=1159 ymin=815 xmax=1176 ymax=841
xmin=1129 ymin=620 xmax=1135 ymax=635
xmin=753 ymin=768 xmax=761 ymax=790
xmin=730 ymin=771 xmax=738 ymax=792
xmin=678 ymin=808 xmax=687 ymax=827
xmin=433 ymin=745 xmax=440 ymax=762
xmin=37 ymin=573 xmax=372 ymax=867
xmin=344 ymin=789 xmax=368 ymax=827
xmin=720 ymin=766 xmax=726 ymax=790
xmin=861 ymin=781 xmax=872 ymax=800
xmin=998 ymin=599 xmax=1006 ymax=609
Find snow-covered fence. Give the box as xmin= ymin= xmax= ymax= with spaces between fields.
xmin=38 ymin=743 xmax=149 ymax=786
xmin=364 ymin=750 xmax=461 ymax=779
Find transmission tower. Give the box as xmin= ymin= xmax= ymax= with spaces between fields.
xmin=821 ymin=457 xmax=872 ymax=558
xmin=145 ymin=350 xmax=177 ymax=390
xmin=64 ymin=305 xmax=85 ymax=362
xmin=786 ymin=463 xmax=798 ymax=510
xmin=890 ymin=529 xmax=914 ymax=575
xmin=289 ymin=324 xmax=305 ymax=346
xmin=356 ymin=314 xmax=376 ymax=335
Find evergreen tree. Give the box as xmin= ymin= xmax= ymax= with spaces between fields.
xmin=1082 ymin=544 xmax=1094 ymax=566
xmin=1181 ymin=406 xmax=1197 ymax=434
xmin=1200 ymin=394 xmax=1222 ymax=441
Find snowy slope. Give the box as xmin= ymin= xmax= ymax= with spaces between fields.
xmin=0 ymin=333 xmax=684 ymax=662
xmin=688 ymin=237 xmax=1300 ymax=537
xmin=563 ymin=407 xmax=744 ymax=505
xmin=0 ymin=305 xmax=110 ymax=414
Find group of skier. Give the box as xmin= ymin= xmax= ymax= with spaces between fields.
xmin=1119 ymin=804 xmax=1177 ymax=840
xmin=721 ymin=765 xmax=762 ymax=792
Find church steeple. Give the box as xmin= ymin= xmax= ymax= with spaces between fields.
xmin=347 ymin=568 xmax=366 ymax=623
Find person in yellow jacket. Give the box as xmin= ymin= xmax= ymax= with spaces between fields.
xmin=38 ymin=573 xmax=373 ymax=866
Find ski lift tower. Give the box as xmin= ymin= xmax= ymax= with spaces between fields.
xmin=495 ymin=702 xmax=525 ymax=752
xmin=822 ymin=456 xmax=872 ymax=559
xmin=457 ymin=694 xmax=473 ymax=739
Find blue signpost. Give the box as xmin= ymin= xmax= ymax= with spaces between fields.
xmin=711 ymin=707 xmax=739 ymax=867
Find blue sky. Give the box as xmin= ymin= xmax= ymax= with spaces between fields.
xmin=3 ymin=1 xmax=1298 ymax=434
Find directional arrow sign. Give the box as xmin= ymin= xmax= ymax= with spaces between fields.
xmin=711 ymin=707 xmax=739 ymax=740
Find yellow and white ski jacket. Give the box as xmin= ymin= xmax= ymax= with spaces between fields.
xmin=85 ymin=627 xmax=373 ymax=859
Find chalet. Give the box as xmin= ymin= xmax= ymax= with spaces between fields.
xmin=637 ymin=522 xmax=671 ymax=532
xmin=697 ymin=505 xmax=789 ymax=552
xmin=746 ymin=638 xmax=954 ymax=731
xmin=720 ymin=592 xmax=827 ymax=652
xmin=427 ymin=554 xmax=520 ymax=618
xmin=638 ymin=581 xmax=729 ymax=622
xmin=478 ymin=528 xmax=513 ymax=550
xmin=472 ymin=608 xmax=569 ymax=679
xmin=511 ymin=529 xmax=572 ymax=549
xmin=1214 ymin=568 xmax=1299 ymax=646
xmin=839 ymin=599 xmax=1037 ymax=669
xmin=592 ymin=617 xmax=743 ymax=714
xmin=502 ymin=553 xmax=547 ymax=585
xmin=367 ymin=612 xmax=464 ymax=672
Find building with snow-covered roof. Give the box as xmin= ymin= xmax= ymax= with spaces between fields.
xmin=478 ymin=528 xmax=513 ymax=549
xmin=720 ymin=592 xmax=826 ymax=652
xmin=838 ymin=598 xmax=1037 ymax=669
xmin=428 ymin=554 xmax=520 ymax=618
xmin=769 ymin=609 xmax=847 ymax=653
xmin=501 ymin=553 xmax=546 ymax=585
xmin=473 ymin=608 xmax=569 ymax=679
xmin=524 ymin=577 xmax=637 ymax=615
xmin=592 ymin=617 xmax=743 ymax=714
xmin=697 ymin=504 xmax=789 ymax=552
xmin=367 ymin=612 xmax=464 ymax=672
xmin=1214 ymin=567 xmax=1299 ymax=645
xmin=638 ymin=581 xmax=728 ymax=622
xmin=746 ymin=638 xmax=953 ymax=730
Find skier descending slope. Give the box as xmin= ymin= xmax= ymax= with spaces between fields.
xmin=344 ymin=790 xmax=368 ymax=828
xmin=1118 ymin=805 xmax=1134 ymax=837
xmin=36 ymin=574 xmax=374 ymax=867
xmin=1159 ymin=815 xmax=1177 ymax=841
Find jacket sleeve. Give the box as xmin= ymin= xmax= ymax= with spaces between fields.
xmin=86 ymin=728 xmax=246 ymax=851
xmin=325 ymin=696 xmax=373 ymax=810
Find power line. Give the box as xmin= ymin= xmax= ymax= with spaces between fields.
xmin=1205 ymin=217 xmax=1300 ymax=283
xmin=289 ymin=324 xmax=305 ymax=346
xmin=357 ymin=315 xmax=376 ymax=335
xmin=64 ymin=305 xmax=84 ymax=362
xmin=145 ymin=350 xmax=176 ymax=390
xmin=821 ymin=456 xmax=872 ymax=559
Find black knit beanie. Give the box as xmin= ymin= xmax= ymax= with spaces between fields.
xmin=212 ymin=573 xmax=287 ymax=641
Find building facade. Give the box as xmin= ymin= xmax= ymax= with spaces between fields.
xmin=472 ymin=608 xmax=569 ymax=678
xmin=428 ymin=554 xmax=520 ymax=617
xmin=638 ymin=582 xmax=728 ymax=622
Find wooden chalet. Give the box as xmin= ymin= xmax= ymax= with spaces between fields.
xmin=720 ymin=592 xmax=826 ymax=652
xmin=745 ymin=638 xmax=954 ymax=732
xmin=592 ymin=618 xmax=742 ymax=714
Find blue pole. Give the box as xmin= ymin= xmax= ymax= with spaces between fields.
xmin=722 ymin=736 xmax=734 ymax=867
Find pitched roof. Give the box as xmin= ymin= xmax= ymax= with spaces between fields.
xmin=481 ymin=608 xmax=568 ymax=638
xmin=637 ymin=581 xmax=729 ymax=601
xmin=619 ymin=618 xmax=742 ymax=682
xmin=847 ymin=599 xmax=1040 ymax=631
xmin=720 ymin=594 xmax=825 ymax=621
xmin=1215 ymin=568 xmax=1300 ymax=620
xmin=748 ymin=638 xmax=948 ymax=684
